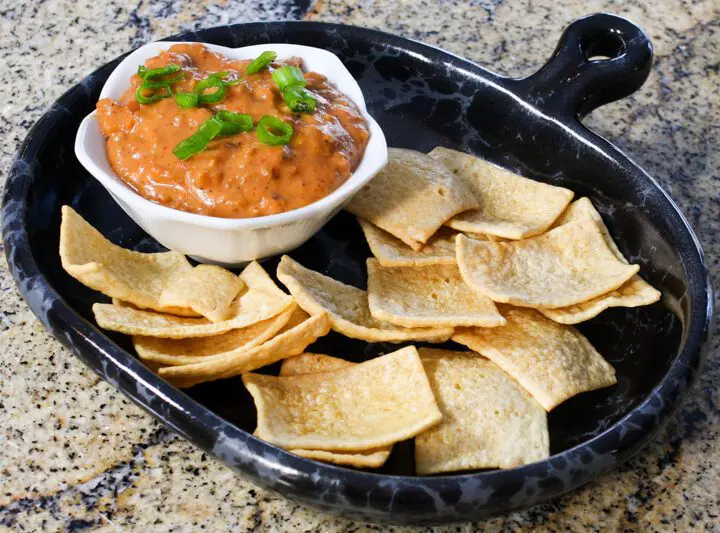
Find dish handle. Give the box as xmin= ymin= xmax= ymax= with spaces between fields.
xmin=507 ymin=13 xmax=653 ymax=119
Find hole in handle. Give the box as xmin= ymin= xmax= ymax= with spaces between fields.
xmin=581 ymin=29 xmax=626 ymax=62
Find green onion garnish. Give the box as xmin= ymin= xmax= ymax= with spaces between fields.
xmin=140 ymin=64 xmax=181 ymax=82
xmin=176 ymin=92 xmax=200 ymax=108
xmin=271 ymin=65 xmax=306 ymax=91
xmin=256 ymin=115 xmax=293 ymax=146
xmin=194 ymin=76 xmax=227 ymax=104
xmin=173 ymin=116 xmax=223 ymax=160
xmin=135 ymin=82 xmax=173 ymax=104
xmin=215 ymin=110 xmax=254 ymax=136
xmin=210 ymin=71 xmax=242 ymax=86
xmin=246 ymin=51 xmax=277 ymax=75
xmin=282 ymin=86 xmax=317 ymax=113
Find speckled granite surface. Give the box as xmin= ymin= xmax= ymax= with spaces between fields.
xmin=0 ymin=0 xmax=718 ymax=530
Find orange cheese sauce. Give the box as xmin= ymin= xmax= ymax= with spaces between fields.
xmin=95 ymin=44 xmax=369 ymax=218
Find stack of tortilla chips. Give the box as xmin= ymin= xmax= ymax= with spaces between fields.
xmin=59 ymin=145 xmax=660 ymax=475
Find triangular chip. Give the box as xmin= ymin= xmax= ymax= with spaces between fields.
xmin=280 ymin=353 xmax=391 ymax=468
xmin=159 ymin=265 xmax=244 ymax=323
xmin=367 ymin=259 xmax=506 ymax=327
xmin=345 ymin=148 xmax=478 ymax=250
xmin=539 ymin=198 xmax=660 ymax=323
xmin=133 ymin=305 xmax=296 ymax=366
xmin=453 ymin=307 xmax=616 ymax=410
xmin=94 ymin=262 xmax=293 ymax=338
xmin=276 ymin=255 xmax=453 ymax=343
xmin=428 ymin=147 xmax=573 ymax=239
xmin=60 ymin=205 xmax=196 ymax=316
xmin=456 ymin=221 xmax=640 ymax=309
xmin=244 ymin=346 xmax=442 ymax=451
xmin=159 ymin=310 xmax=330 ymax=388
xmin=415 ymin=348 xmax=549 ymax=474
xmin=359 ymin=219 xmax=459 ymax=267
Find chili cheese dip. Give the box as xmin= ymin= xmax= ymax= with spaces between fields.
xmin=95 ymin=44 xmax=370 ymax=218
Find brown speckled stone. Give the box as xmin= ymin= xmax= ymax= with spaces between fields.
xmin=1 ymin=0 xmax=718 ymax=530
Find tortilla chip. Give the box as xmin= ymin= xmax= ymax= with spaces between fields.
xmin=540 ymin=198 xmax=660 ymax=323
xmin=276 ymin=255 xmax=453 ymax=343
xmin=159 ymin=310 xmax=330 ymax=388
xmin=159 ymin=265 xmax=244 ymax=323
xmin=415 ymin=348 xmax=549 ymax=474
xmin=281 ymin=353 xmax=391 ymax=468
xmin=428 ymin=147 xmax=573 ymax=239
xmin=367 ymin=259 xmax=506 ymax=327
xmin=244 ymin=346 xmax=442 ymax=451
xmin=346 ymin=148 xmax=478 ymax=250
xmin=359 ymin=219 xmax=459 ymax=267
xmin=94 ymin=262 xmax=293 ymax=338
xmin=59 ymin=205 xmax=197 ymax=316
xmin=456 ymin=221 xmax=640 ymax=309
xmin=133 ymin=305 xmax=296 ymax=366
xmin=452 ymin=307 xmax=617 ymax=410
xmin=279 ymin=352 xmax=355 ymax=377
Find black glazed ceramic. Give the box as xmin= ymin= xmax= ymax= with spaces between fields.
xmin=2 ymin=13 xmax=713 ymax=525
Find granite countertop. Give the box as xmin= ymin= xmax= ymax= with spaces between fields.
xmin=1 ymin=0 xmax=718 ymax=530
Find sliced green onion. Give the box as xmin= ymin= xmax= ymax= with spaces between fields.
xmin=256 ymin=115 xmax=293 ymax=146
xmin=135 ymin=82 xmax=173 ymax=104
xmin=176 ymin=92 xmax=199 ymax=108
xmin=194 ymin=76 xmax=227 ymax=104
xmin=173 ymin=116 xmax=223 ymax=160
xmin=246 ymin=51 xmax=277 ymax=75
xmin=282 ymin=86 xmax=317 ymax=113
xmin=271 ymin=65 xmax=306 ymax=91
xmin=215 ymin=110 xmax=254 ymax=136
xmin=141 ymin=64 xmax=181 ymax=82
xmin=210 ymin=71 xmax=242 ymax=86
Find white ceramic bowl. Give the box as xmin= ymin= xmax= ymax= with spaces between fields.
xmin=75 ymin=41 xmax=387 ymax=266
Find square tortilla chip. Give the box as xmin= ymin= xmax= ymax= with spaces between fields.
xmin=243 ymin=346 xmax=442 ymax=451
xmin=367 ymin=259 xmax=506 ymax=327
xmin=159 ymin=265 xmax=244 ymax=323
xmin=452 ymin=307 xmax=617 ymax=411
xmin=133 ymin=305 xmax=296 ymax=366
xmin=540 ymin=198 xmax=660 ymax=323
xmin=456 ymin=221 xmax=640 ymax=309
xmin=346 ymin=148 xmax=478 ymax=250
xmin=60 ymin=205 xmax=197 ymax=316
xmin=415 ymin=348 xmax=549 ymax=474
xmin=94 ymin=262 xmax=293 ymax=338
xmin=280 ymin=353 xmax=391 ymax=468
xmin=159 ymin=310 xmax=330 ymax=388
xmin=276 ymin=255 xmax=453 ymax=343
xmin=428 ymin=147 xmax=573 ymax=239
xmin=359 ymin=219 xmax=459 ymax=267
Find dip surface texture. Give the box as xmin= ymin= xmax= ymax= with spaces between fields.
xmin=96 ymin=44 xmax=369 ymax=218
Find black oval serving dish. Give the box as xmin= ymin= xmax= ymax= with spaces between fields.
xmin=2 ymin=13 xmax=713 ymax=525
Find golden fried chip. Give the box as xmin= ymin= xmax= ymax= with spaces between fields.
xmin=133 ymin=305 xmax=296 ymax=366
xmin=159 ymin=265 xmax=244 ymax=323
xmin=359 ymin=219 xmax=459 ymax=267
xmin=93 ymin=262 xmax=293 ymax=338
xmin=279 ymin=352 xmax=354 ymax=376
xmin=281 ymin=353 xmax=391 ymax=468
xmin=276 ymin=255 xmax=453 ymax=343
xmin=456 ymin=221 xmax=640 ymax=309
xmin=346 ymin=148 xmax=478 ymax=250
xmin=367 ymin=259 xmax=506 ymax=327
xmin=540 ymin=198 xmax=660 ymax=323
xmin=60 ymin=205 xmax=197 ymax=316
xmin=453 ymin=308 xmax=617 ymax=410
xmin=159 ymin=310 xmax=330 ymax=388
xmin=244 ymin=346 xmax=442 ymax=451
xmin=415 ymin=348 xmax=549 ymax=474
xmin=428 ymin=147 xmax=573 ymax=239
